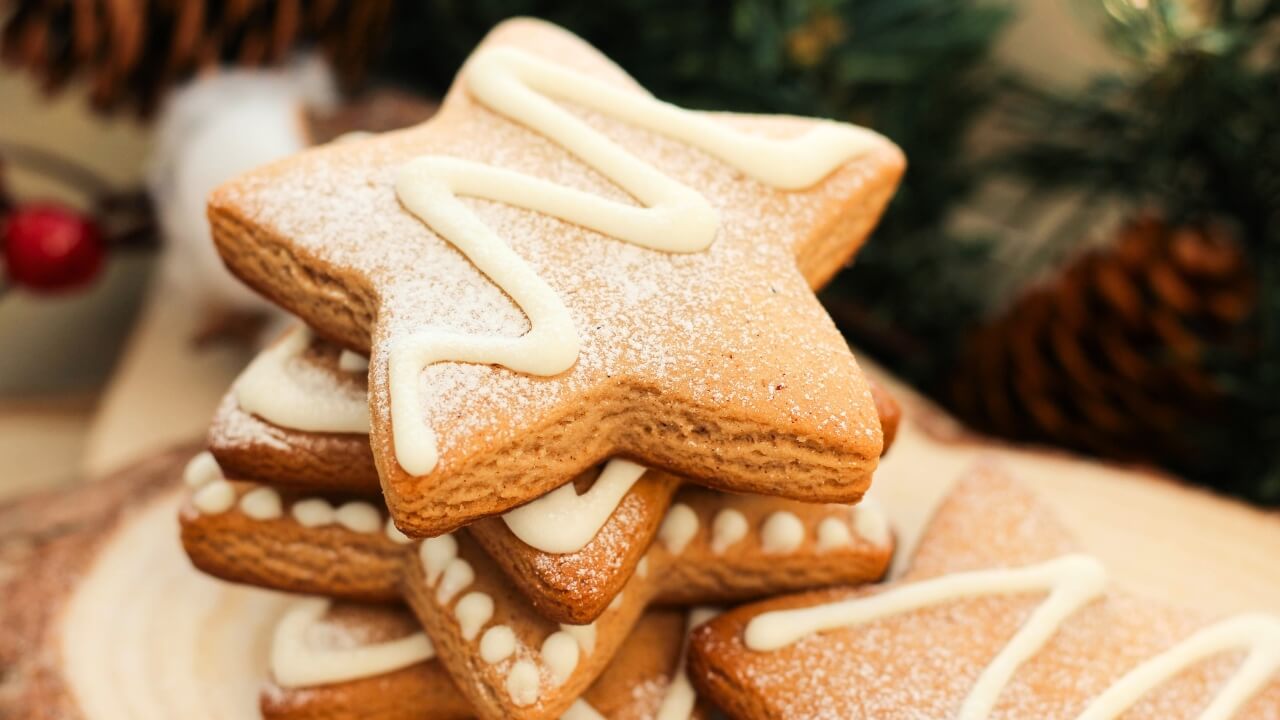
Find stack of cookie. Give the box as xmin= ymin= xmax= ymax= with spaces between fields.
xmin=178 ymin=18 xmax=908 ymax=720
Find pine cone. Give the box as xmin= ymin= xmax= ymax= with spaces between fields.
xmin=951 ymin=213 xmax=1257 ymax=466
xmin=1 ymin=0 xmax=392 ymax=117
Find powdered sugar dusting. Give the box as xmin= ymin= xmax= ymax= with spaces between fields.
xmin=526 ymin=489 xmax=646 ymax=598
xmin=694 ymin=468 xmax=1280 ymax=718
xmin=210 ymin=339 xmax=364 ymax=456
xmin=218 ymin=28 xmax=890 ymax=474
xmin=212 ymin=392 xmax=293 ymax=454
xmin=305 ymin=602 xmax=421 ymax=651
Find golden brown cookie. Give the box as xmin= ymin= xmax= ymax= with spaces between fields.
xmin=689 ymin=464 xmax=1280 ymax=719
xmin=211 ymin=328 xmax=903 ymax=495
xmin=179 ymin=478 xmax=892 ymax=720
xmin=261 ymin=601 xmax=711 ymax=720
xmin=210 ymin=326 xmax=901 ymax=624
xmin=209 ymin=330 xmax=377 ymax=494
xmin=208 ymin=18 xmax=904 ymax=537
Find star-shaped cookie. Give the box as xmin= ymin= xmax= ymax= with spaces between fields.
xmin=208 ymin=18 xmax=905 ymax=536
xmin=208 ymin=326 xmax=901 ymax=624
xmin=689 ymin=464 xmax=1280 ymax=719
xmin=179 ymin=477 xmax=892 ymax=720
xmin=263 ymin=600 xmax=712 ymax=720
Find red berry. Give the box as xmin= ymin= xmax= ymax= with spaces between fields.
xmin=2 ymin=203 xmax=106 ymax=293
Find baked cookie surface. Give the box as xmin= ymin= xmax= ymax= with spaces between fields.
xmin=690 ymin=465 xmax=1280 ymax=719
xmin=261 ymin=601 xmax=710 ymax=720
xmin=179 ymin=472 xmax=893 ymax=720
xmin=210 ymin=325 xmax=903 ymax=624
xmin=209 ymin=18 xmax=904 ymax=536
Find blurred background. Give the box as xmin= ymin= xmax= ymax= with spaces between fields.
xmin=0 ymin=0 xmax=1275 ymax=503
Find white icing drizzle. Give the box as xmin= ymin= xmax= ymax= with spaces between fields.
xmin=481 ymin=625 xmax=518 ymax=664
xmin=389 ymin=46 xmax=876 ymax=475
xmin=656 ymin=607 xmax=719 ymax=720
xmin=502 ymin=459 xmax=647 ymax=553
xmin=659 ymin=504 xmax=698 ymax=555
xmin=745 ymin=555 xmax=1110 ymax=720
xmin=270 ymin=598 xmax=435 ymax=688
xmin=234 ymin=325 xmax=370 ymax=434
xmin=436 ymin=558 xmax=475 ymax=604
xmin=710 ymin=509 xmax=748 ymax=555
xmin=239 ymin=486 xmax=283 ymax=520
xmin=746 ymin=552 xmax=1280 ymax=720
xmin=192 ymin=480 xmax=236 ymax=515
xmin=291 ymin=498 xmax=336 ymax=528
xmin=385 ymin=517 xmax=413 ymax=544
xmin=455 ymin=592 xmax=495 ymax=641
xmin=559 ymin=623 xmax=597 ymax=656
xmin=182 ymin=451 xmax=222 ymax=488
xmin=420 ymin=534 xmax=458 ymax=585
xmin=1076 ymin=613 xmax=1280 ymax=720
xmin=760 ymin=511 xmax=805 ymax=553
xmin=815 ymin=515 xmax=853 ymax=551
xmin=561 ymin=699 xmax=607 ymax=720
xmin=334 ymin=501 xmax=381 ymax=533
xmin=541 ymin=631 xmax=581 ymax=687
xmin=506 ymin=658 xmax=541 ymax=706
xmin=338 ymin=349 xmax=370 ymax=373
xmin=851 ymin=496 xmax=890 ymax=547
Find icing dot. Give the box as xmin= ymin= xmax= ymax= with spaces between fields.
xmin=540 ymin=631 xmax=580 ymax=687
xmin=558 ymin=623 xmax=596 ymax=656
xmin=385 ymin=518 xmax=412 ymax=544
xmin=506 ymin=659 xmax=540 ymax=706
xmin=420 ymin=535 xmax=458 ymax=585
xmin=335 ymin=501 xmax=381 ymax=533
xmin=636 ymin=556 xmax=649 ymax=578
xmin=710 ymin=509 xmax=748 ymax=555
xmin=816 ymin=516 xmax=853 ymax=551
xmin=852 ymin=498 xmax=890 ymax=547
xmin=761 ymin=511 xmax=804 ymax=553
xmin=480 ymin=626 xmax=517 ymax=664
xmin=455 ymin=592 xmax=494 ymax=641
xmin=239 ymin=487 xmax=282 ymax=520
xmin=183 ymin=451 xmax=222 ymax=488
xmin=658 ymin=503 xmax=698 ymax=554
xmin=192 ymin=480 xmax=236 ymax=515
xmin=436 ymin=558 xmax=474 ymax=605
xmin=338 ymin=349 xmax=370 ymax=373
xmin=292 ymin=498 xmax=336 ymax=528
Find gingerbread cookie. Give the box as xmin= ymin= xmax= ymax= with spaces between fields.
xmin=210 ymin=326 xmax=902 ymax=495
xmin=208 ymin=18 xmax=904 ymax=536
xmin=179 ymin=477 xmax=892 ymax=720
xmin=210 ymin=327 xmax=377 ymax=494
xmin=262 ymin=600 xmax=711 ymax=720
xmin=689 ymin=464 xmax=1280 ymax=719
xmin=209 ymin=326 xmax=901 ymax=624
